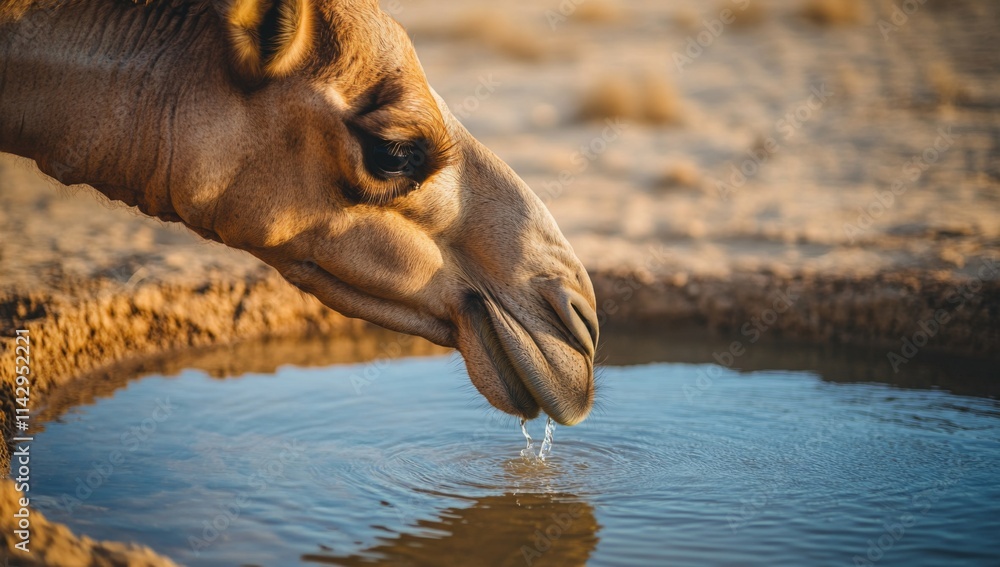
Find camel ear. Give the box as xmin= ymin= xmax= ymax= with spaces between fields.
xmin=219 ymin=0 xmax=314 ymax=80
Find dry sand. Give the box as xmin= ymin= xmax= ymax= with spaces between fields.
xmin=1 ymin=0 xmax=999 ymax=564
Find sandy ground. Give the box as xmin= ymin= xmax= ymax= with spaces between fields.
xmin=1 ymin=0 xmax=999 ymax=565
xmin=402 ymin=0 xmax=1000 ymax=280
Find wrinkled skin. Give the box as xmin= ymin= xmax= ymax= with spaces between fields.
xmin=0 ymin=0 xmax=599 ymax=424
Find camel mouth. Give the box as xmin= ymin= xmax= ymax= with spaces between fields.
xmin=462 ymin=295 xmax=540 ymax=420
xmin=460 ymin=293 xmax=594 ymax=426
xmin=288 ymin=259 xmax=594 ymax=425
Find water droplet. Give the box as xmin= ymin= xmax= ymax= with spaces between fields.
xmin=519 ymin=418 xmax=535 ymax=459
xmin=518 ymin=417 xmax=556 ymax=462
xmin=538 ymin=417 xmax=556 ymax=461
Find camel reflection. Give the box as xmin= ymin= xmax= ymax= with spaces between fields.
xmin=303 ymin=492 xmax=599 ymax=567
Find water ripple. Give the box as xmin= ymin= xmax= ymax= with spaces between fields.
xmin=23 ymin=356 xmax=1000 ymax=566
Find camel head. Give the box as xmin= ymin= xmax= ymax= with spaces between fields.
xmin=168 ymin=0 xmax=599 ymax=424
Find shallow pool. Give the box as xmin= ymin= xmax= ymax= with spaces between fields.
xmin=26 ymin=335 xmax=1000 ymax=566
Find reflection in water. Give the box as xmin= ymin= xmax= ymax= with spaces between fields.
xmin=305 ymin=493 xmax=598 ymax=567
xmin=601 ymin=324 xmax=1000 ymax=399
xmin=35 ymin=327 xmax=448 ymax=429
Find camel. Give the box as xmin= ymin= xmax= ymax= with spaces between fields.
xmin=0 ymin=0 xmax=599 ymax=425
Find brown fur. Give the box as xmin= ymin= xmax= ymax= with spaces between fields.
xmin=0 ymin=0 xmax=599 ymax=425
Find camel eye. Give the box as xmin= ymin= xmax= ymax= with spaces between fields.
xmin=369 ymin=140 xmax=417 ymax=178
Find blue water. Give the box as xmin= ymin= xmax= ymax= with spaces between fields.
xmin=25 ymin=352 xmax=1000 ymax=566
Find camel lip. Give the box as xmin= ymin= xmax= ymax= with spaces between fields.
xmin=466 ymin=293 xmax=591 ymax=426
xmin=465 ymin=295 xmax=540 ymax=420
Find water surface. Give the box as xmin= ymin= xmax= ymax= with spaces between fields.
xmin=26 ymin=335 xmax=1000 ymax=566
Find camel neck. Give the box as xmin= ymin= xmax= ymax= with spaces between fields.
xmin=0 ymin=0 xmax=214 ymax=223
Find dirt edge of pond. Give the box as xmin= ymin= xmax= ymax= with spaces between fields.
xmin=0 ymin=479 xmax=180 ymax=567
xmin=1 ymin=267 xmax=998 ymax=566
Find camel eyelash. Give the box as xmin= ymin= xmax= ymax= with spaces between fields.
xmin=357 ymin=130 xmax=439 ymax=182
xmin=369 ymin=139 xmax=419 ymax=178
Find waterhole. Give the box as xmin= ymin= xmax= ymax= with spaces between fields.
xmin=21 ymin=331 xmax=1000 ymax=566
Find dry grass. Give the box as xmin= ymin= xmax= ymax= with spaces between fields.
xmin=418 ymin=10 xmax=546 ymax=62
xmin=729 ymin=2 xmax=767 ymax=28
xmin=676 ymin=3 xmax=765 ymax=32
xmin=574 ymin=0 xmax=625 ymax=24
xmin=749 ymin=135 xmax=779 ymax=163
xmin=578 ymin=78 xmax=637 ymax=123
xmin=655 ymin=162 xmax=703 ymax=191
xmin=673 ymin=7 xmax=700 ymax=32
xmin=639 ymin=73 xmax=683 ymax=125
xmin=801 ymin=0 xmax=865 ymax=25
xmin=578 ymin=72 xmax=684 ymax=126
xmin=463 ymin=11 xmax=546 ymax=62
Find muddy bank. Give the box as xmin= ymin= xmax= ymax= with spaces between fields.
xmin=591 ymin=268 xmax=1000 ymax=356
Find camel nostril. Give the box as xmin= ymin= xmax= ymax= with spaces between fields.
xmin=572 ymin=301 xmax=599 ymax=352
xmin=547 ymin=287 xmax=600 ymax=359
